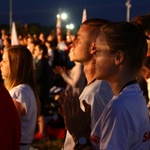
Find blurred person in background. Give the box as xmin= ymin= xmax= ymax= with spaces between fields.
xmin=53 ymin=47 xmax=86 ymax=96
xmin=45 ymin=40 xmax=55 ymax=67
xmin=0 ymin=45 xmax=40 ymax=150
xmin=33 ymin=43 xmax=51 ymax=140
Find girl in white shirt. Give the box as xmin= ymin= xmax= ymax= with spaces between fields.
xmin=0 ymin=45 xmax=40 ymax=150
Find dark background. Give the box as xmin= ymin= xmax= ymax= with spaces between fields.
xmin=0 ymin=0 xmax=150 ymax=27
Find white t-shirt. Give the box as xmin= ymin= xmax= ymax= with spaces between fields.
xmin=48 ymin=48 xmax=54 ymax=66
xmin=57 ymin=41 xmax=68 ymax=51
xmin=91 ymin=83 xmax=150 ymax=150
xmin=64 ymin=80 xmax=113 ymax=150
xmin=146 ymin=78 xmax=150 ymax=101
xmin=9 ymin=84 xmax=37 ymax=144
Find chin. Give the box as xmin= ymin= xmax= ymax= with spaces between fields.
xmin=1 ymin=75 xmax=6 ymax=80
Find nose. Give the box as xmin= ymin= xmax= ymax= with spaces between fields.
xmin=69 ymin=43 xmax=75 ymax=51
xmin=0 ymin=61 xmax=2 ymax=68
xmin=70 ymin=43 xmax=74 ymax=48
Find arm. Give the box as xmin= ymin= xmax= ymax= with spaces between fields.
xmin=12 ymin=98 xmax=26 ymax=116
xmin=54 ymin=64 xmax=84 ymax=88
xmin=53 ymin=66 xmax=78 ymax=86
xmin=61 ymin=64 xmax=84 ymax=87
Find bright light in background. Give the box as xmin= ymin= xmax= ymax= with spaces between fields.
xmin=56 ymin=12 xmax=67 ymax=20
xmin=66 ymin=23 xmax=74 ymax=30
xmin=57 ymin=14 xmax=60 ymax=18
xmin=56 ymin=11 xmax=68 ymax=35
xmin=61 ymin=13 xmax=67 ymax=20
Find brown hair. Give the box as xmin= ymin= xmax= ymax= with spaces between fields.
xmin=132 ymin=14 xmax=150 ymax=35
xmin=81 ymin=18 xmax=110 ymax=41
xmin=99 ymin=22 xmax=148 ymax=72
xmin=4 ymin=45 xmax=40 ymax=115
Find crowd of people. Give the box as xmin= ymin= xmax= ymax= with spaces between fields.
xmin=0 ymin=13 xmax=150 ymax=150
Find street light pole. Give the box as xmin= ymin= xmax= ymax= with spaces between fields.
xmin=125 ymin=0 xmax=132 ymax=22
xmin=66 ymin=23 xmax=74 ymax=43
xmin=56 ymin=14 xmax=61 ymax=36
xmin=56 ymin=9 xmax=67 ymax=36
xmin=9 ymin=0 xmax=12 ymax=33
xmin=66 ymin=24 xmax=74 ymax=35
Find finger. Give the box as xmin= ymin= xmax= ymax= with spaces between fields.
xmin=55 ymin=66 xmax=59 ymax=69
xmin=59 ymin=92 xmax=66 ymax=101
xmin=57 ymin=66 xmax=62 ymax=70
xmin=52 ymin=68 xmax=56 ymax=73
xmin=63 ymin=99 xmax=72 ymax=128
xmin=65 ymin=90 xmax=81 ymax=118
xmin=82 ymin=100 xmax=91 ymax=134
xmin=82 ymin=100 xmax=91 ymax=117
xmin=65 ymin=90 xmax=77 ymax=115
xmin=58 ymin=97 xmax=64 ymax=106
xmin=63 ymin=95 xmax=72 ymax=119
xmin=65 ymin=90 xmax=72 ymax=100
xmin=59 ymin=92 xmax=70 ymax=116
xmin=73 ymin=94 xmax=81 ymax=114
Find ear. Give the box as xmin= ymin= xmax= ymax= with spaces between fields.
xmin=114 ymin=50 xmax=125 ymax=65
xmin=90 ymin=42 xmax=96 ymax=54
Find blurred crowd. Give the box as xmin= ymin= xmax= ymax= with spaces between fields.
xmin=0 ymin=28 xmax=78 ymax=87
xmin=0 ymin=26 xmax=86 ymax=142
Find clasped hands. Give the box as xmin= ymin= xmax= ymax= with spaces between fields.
xmin=58 ymin=90 xmax=91 ymax=142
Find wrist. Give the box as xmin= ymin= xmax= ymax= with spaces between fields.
xmin=60 ymin=71 xmax=66 ymax=77
xmin=74 ymin=136 xmax=91 ymax=150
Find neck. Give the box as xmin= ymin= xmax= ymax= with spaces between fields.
xmin=109 ymin=75 xmax=136 ymax=96
xmin=74 ymin=61 xmax=81 ymax=65
xmin=83 ymin=62 xmax=96 ymax=85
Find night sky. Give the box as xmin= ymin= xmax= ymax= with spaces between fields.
xmin=0 ymin=0 xmax=150 ymax=27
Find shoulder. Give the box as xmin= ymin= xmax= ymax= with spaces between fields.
xmin=90 ymin=80 xmax=111 ymax=90
xmin=80 ymin=80 xmax=112 ymax=96
xmin=97 ymin=80 xmax=112 ymax=91
xmin=10 ymin=84 xmax=31 ymax=91
xmin=9 ymin=84 xmax=33 ymax=97
xmin=80 ymin=80 xmax=113 ymax=103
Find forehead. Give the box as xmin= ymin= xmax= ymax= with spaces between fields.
xmin=77 ymin=25 xmax=89 ymax=36
xmin=96 ymin=32 xmax=109 ymax=49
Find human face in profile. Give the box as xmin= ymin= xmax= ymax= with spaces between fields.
xmin=71 ymin=25 xmax=94 ymax=64
xmin=95 ymin=32 xmax=118 ymax=81
xmin=0 ymin=50 xmax=10 ymax=80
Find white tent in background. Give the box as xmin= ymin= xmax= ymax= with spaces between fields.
xmin=82 ymin=8 xmax=87 ymax=23
xmin=11 ymin=22 xmax=19 ymax=45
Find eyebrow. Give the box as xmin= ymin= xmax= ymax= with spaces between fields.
xmin=96 ymin=49 xmax=118 ymax=55
xmin=76 ymin=33 xmax=80 ymax=37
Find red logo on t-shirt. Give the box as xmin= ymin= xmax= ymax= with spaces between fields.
xmin=90 ymin=135 xmax=100 ymax=144
xmin=143 ymin=131 xmax=150 ymax=142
